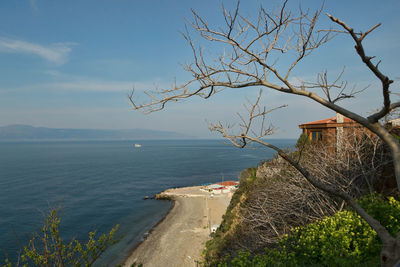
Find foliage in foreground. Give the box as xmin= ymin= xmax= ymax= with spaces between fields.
xmin=2 ymin=209 xmax=120 ymax=267
xmin=216 ymin=194 xmax=400 ymax=266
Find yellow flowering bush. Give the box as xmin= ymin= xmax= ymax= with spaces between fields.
xmin=220 ymin=194 xmax=400 ymax=266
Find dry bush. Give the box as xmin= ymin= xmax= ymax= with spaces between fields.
xmin=235 ymin=132 xmax=392 ymax=253
xmin=237 ymin=157 xmax=337 ymax=252
xmin=303 ymin=130 xmax=393 ymax=196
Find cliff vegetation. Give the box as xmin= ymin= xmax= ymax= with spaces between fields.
xmin=204 ymin=134 xmax=400 ymax=266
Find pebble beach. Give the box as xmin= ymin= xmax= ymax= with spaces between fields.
xmin=123 ymin=185 xmax=232 ymax=267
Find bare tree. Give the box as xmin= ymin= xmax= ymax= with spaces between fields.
xmin=219 ymin=111 xmax=391 ymax=254
xmin=130 ymin=1 xmax=400 ymax=265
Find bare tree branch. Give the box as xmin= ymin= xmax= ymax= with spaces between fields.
xmin=327 ymin=14 xmax=394 ymax=123
xmin=131 ymin=2 xmax=400 ymax=265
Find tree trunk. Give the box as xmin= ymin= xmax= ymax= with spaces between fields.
xmin=366 ymin=123 xmax=400 ymax=266
xmin=388 ymin=142 xmax=400 ymax=193
xmin=370 ymin=123 xmax=400 ymax=193
xmin=381 ymin=233 xmax=400 ymax=267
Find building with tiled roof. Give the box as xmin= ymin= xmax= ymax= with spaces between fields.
xmin=298 ymin=113 xmax=369 ymax=154
xmin=298 ymin=113 xmax=358 ymax=143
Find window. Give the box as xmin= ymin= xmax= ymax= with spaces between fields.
xmin=311 ymin=131 xmax=322 ymax=141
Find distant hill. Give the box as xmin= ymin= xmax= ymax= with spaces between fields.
xmin=0 ymin=125 xmax=193 ymax=140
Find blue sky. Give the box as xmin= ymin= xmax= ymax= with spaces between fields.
xmin=0 ymin=0 xmax=399 ymax=138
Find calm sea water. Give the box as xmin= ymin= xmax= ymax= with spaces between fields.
xmin=0 ymin=139 xmax=295 ymax=265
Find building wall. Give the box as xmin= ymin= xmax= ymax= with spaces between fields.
xmin=302 ymin=127 xmax=336 ymax=143
xmin=301 ymin=124 xmax=374 ymax=154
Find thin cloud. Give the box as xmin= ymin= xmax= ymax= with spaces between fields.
xmin=0 ymin=69 xmax=169 ymax=93
xmin=0 ymin=37 xmax=75 ymax=64
xmin=29 ymin=0 xmax=38 ymax=11
xmin=42 ymin=70 xmax=65 ymax=77
xmin=47 ymin=81 xmax=134 ymax=92
xmin=38 ymin=77 xmax=165 ymax=92
xmin=0 ymin=80 xmax=157 ymax=93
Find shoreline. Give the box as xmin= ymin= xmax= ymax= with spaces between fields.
xmin=122 ymin=185 xmax=233 ymax=266
xmin=120 ymin=185 xmax=197 ymax=263
xmin=121 ymin=185 xmax=199 ymax=260
xmin=122 ymin=198 xmax=176 ymax=260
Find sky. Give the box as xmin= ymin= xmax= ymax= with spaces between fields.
xmin=0 ymin=0 xmax=399 ymax=138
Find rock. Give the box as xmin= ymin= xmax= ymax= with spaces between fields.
xmin=154 ymin=193 xmax=173 ymax=200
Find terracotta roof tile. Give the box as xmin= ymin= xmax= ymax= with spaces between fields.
xmin=299 ymin=116 xmax=354 ymax=126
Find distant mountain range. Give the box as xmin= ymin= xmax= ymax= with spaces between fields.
xmin=0 ymin=125 xmax=193 ymax=140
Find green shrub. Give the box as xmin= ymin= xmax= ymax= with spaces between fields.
xmin=357 ymin=193 xmax=400 ymax=237
xmin=284 ymin=210 xmax=379 ymax=266
xmin=295 ymin=133 xmax=309 ymax=149
xmin=220 ymin=194 xmax=400 ymax=266
xmin=2 ymin=209 xmax=120 ymax=267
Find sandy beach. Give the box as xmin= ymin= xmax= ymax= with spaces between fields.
xmin=123 ymin=186 xmax=232 ymax=267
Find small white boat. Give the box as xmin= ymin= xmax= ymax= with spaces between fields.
xmin=134 ymin=144 xmax=142 ymax=148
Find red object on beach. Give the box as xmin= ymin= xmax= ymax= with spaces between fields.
xmin=217 ymin=181 xmax=238 ymax=186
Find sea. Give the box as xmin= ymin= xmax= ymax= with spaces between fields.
xmin=0 ymin=139 xmax=295 ymax=266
